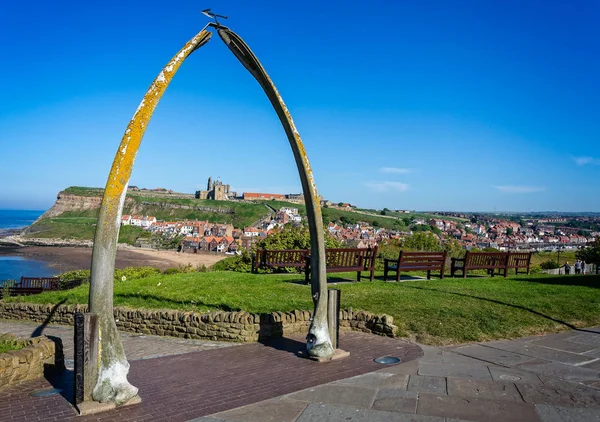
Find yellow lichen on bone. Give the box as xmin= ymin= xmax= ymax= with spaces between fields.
xmin=102 ymin=30 xmax=212 ymax=217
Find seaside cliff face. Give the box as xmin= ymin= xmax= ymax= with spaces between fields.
xmin=17 ymin=187 xmax=273 ymax=243
xmin=39 ymin=193 xmax=135 ymax=219
xmin=20 ymin=192 xmax=134 ymax=237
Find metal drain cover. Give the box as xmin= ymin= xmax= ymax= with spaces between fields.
xmin=30 ymin=388 xmax=62 ymax=397
xmin=374 ymin=356 xmax=401 ymax=364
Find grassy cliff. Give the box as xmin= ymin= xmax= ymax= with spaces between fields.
xmin=23 ymin=187 xmax=282 ymax=244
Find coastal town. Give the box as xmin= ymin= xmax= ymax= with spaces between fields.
xmin=120 ymin=179 xmax=600 ymax=254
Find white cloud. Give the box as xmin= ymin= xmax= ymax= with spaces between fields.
xmin=364 ymin=181 xmax=409 ymax=193
xmin=572 ymin=156 xmax=600 ymax=166
xmin=493 ymin=185 xmax=545 ymax=194
xmin=380 ymin=167 xmax=413 ymax=174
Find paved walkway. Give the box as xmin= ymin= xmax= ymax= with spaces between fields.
xmin=0 ymin=319 xmax=237 ymax=367
xmin=1 ymin=320 xmax=599 ymax=421
xmin=0 ymin=322 xmax=421 ymax=421
xmin=194 ymin=327 xmax=600 ymax=422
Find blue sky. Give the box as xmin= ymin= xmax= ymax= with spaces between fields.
xmin=0 ymin=0 xmax=598 ymax=212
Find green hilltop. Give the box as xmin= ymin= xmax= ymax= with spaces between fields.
xmin=23 ymin=186 xmax=465 ymax=244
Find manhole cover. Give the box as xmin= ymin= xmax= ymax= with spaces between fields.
xmin=498 ymin=374 xmax=521 ymax=381
xmin=374 ymin=356 xmax=401 ymax=364
xmin=30 ymin=388 xmax=62 ymax=397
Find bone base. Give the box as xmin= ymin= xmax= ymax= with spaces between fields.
xmin=298 ymin=349 xmax=350 ymax=362
xmin=76 ymin=395 xmax=142 ymax=416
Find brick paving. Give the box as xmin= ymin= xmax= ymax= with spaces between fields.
xmin=0 ymin=332 xmax=422 ymax=422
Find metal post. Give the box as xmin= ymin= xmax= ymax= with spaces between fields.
xmin=74 ymin=313 xmax=99 ymax=406
xmin=74 ymin=313 xmax=84 ymax=405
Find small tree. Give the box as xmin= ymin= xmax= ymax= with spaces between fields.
xmin=401 ymin=232 xmax=441 ymax=252
xmin=576 ymin=238 xmax=600 ymax=273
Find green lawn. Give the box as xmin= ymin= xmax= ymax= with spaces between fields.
xmin=24 ymin=211 xmax=151 ymax=245
xmin=7 ymin=271 xmax=600 ymax=345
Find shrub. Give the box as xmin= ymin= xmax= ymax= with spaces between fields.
xmin=58 ymin=266 xmax=162 ymax=289
xmin=163 ymin=267 xmax=183 ymax=275
xmin=114 ymin=267 xmax=161 ymax=281
xmin=211 ymin=249 xmax=253 ymax=273
xmin=58 ymin=269 xmax=91 ymax=289
xmin=540 ymin=260 xmax=559 ymax=270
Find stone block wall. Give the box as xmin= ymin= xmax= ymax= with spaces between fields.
xmin=0 ymin=333 xmax=65 ymax=389
xmin=0 ymin=303 xmax=397 ymax=342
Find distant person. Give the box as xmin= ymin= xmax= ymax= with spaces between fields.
xmin=564 ymin=261 xmax=571 ymax=275
xmin=582 ymin=261 xmax=586 ymax=274
xmin=574 ymin=260 xmax=581 ymax=274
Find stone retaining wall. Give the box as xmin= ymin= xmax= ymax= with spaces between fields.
xmin=0 ymin=303 xmax=397 ymax=342
xmin=0 ymin=334 xmax=65 ymax=389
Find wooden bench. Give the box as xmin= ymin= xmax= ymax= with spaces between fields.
xmin=305 ymin=247 xmax=378 ymax=283
xmin=0 ymin=277 xmax=61 ymax=298
xmin=451 ymin=252 xmax=532 ymax=278
xmin=506 ymin=252 xmax=532 ymax=275
xmin=252 ymin=249 xmax=309 ymax=273
xmin=384 ymin=251 xmax=447 ymax=281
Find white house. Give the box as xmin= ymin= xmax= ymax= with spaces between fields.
xmin=180 ymin=222 xmax=195 ymax=235
xmin=244 ymin=227 xmax=261 ymax=237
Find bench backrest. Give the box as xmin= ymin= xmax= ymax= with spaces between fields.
xmin=399 ymin=251 xmax=447 ymax=270
xmin=325 ymin=247 xmax=378 ymax=270
xmin=19 ymin=277 xmax=61 ymax=290
xmin=256 ymin=249 xmax=309 ymax=268
xmin=464 ymin=252 xmax=508 ymax=269
xmin=506 ymin=252 xmax=532 ymax=268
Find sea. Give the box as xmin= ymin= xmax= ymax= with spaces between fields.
xmin=0 ymin=209 xmax=57 ymax=283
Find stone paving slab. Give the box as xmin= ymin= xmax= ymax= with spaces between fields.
xmin=451 ymin=344 xmax=538 ymax=366
xmin=284 ymin=384 xmax=378 ymax=408
xmin=419 ymin=362 xmax=493 ymax=380
xmin=516 ymin=359 xmax=600 ymax=382
xmin=376 ymin=359 xmax=419 ymax=376
xmin=416 ymin=393 xmax=542 ymax=422
xmin=580 ymin=359 xmax=600 ymax=371
xmin=446 ymin=378 xmax=523 ymax=402
xmin=331 ymin=372 xmax=409 ymax=389
xmin=513 ymin=345 xmax=598 ymax=366
xmin=487 ymin=365 xmax=544 ymax=384
xmin=516 ymin=382 xmax=600 ymax=408
xmin=584 ymin=349 xmax=600 ymax=359
xmin=535 ymin=404 xmax=600 ymax=421
xmin=407 ymin=375 xmax=447 ymax=394
xmin=531 ymin=337 xmax=599 ymax=354
xmin=371 ymin=389 xmax=418 ymax=413
xmin=207 ymin=398 xmax=308 ymax=422
xmin=567 ymin=334 xmax=600 ymax=347
xmin=294 ymin=403 xmax=460 ymax=422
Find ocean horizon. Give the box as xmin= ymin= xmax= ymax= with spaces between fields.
xmin=0 ymin=209 xmax=45 ymax=231
xmin=0 ymin=209 xmax=56 ymax=282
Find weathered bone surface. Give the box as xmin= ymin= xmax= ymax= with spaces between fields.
xmin=217 ymin=28 xmax=334 ymax=358
xmin=88 ymin=29 xmax=212 ymax=405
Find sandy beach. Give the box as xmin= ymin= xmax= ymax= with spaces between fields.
xmin=0 ymin=246 xmax=227 ymax=273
